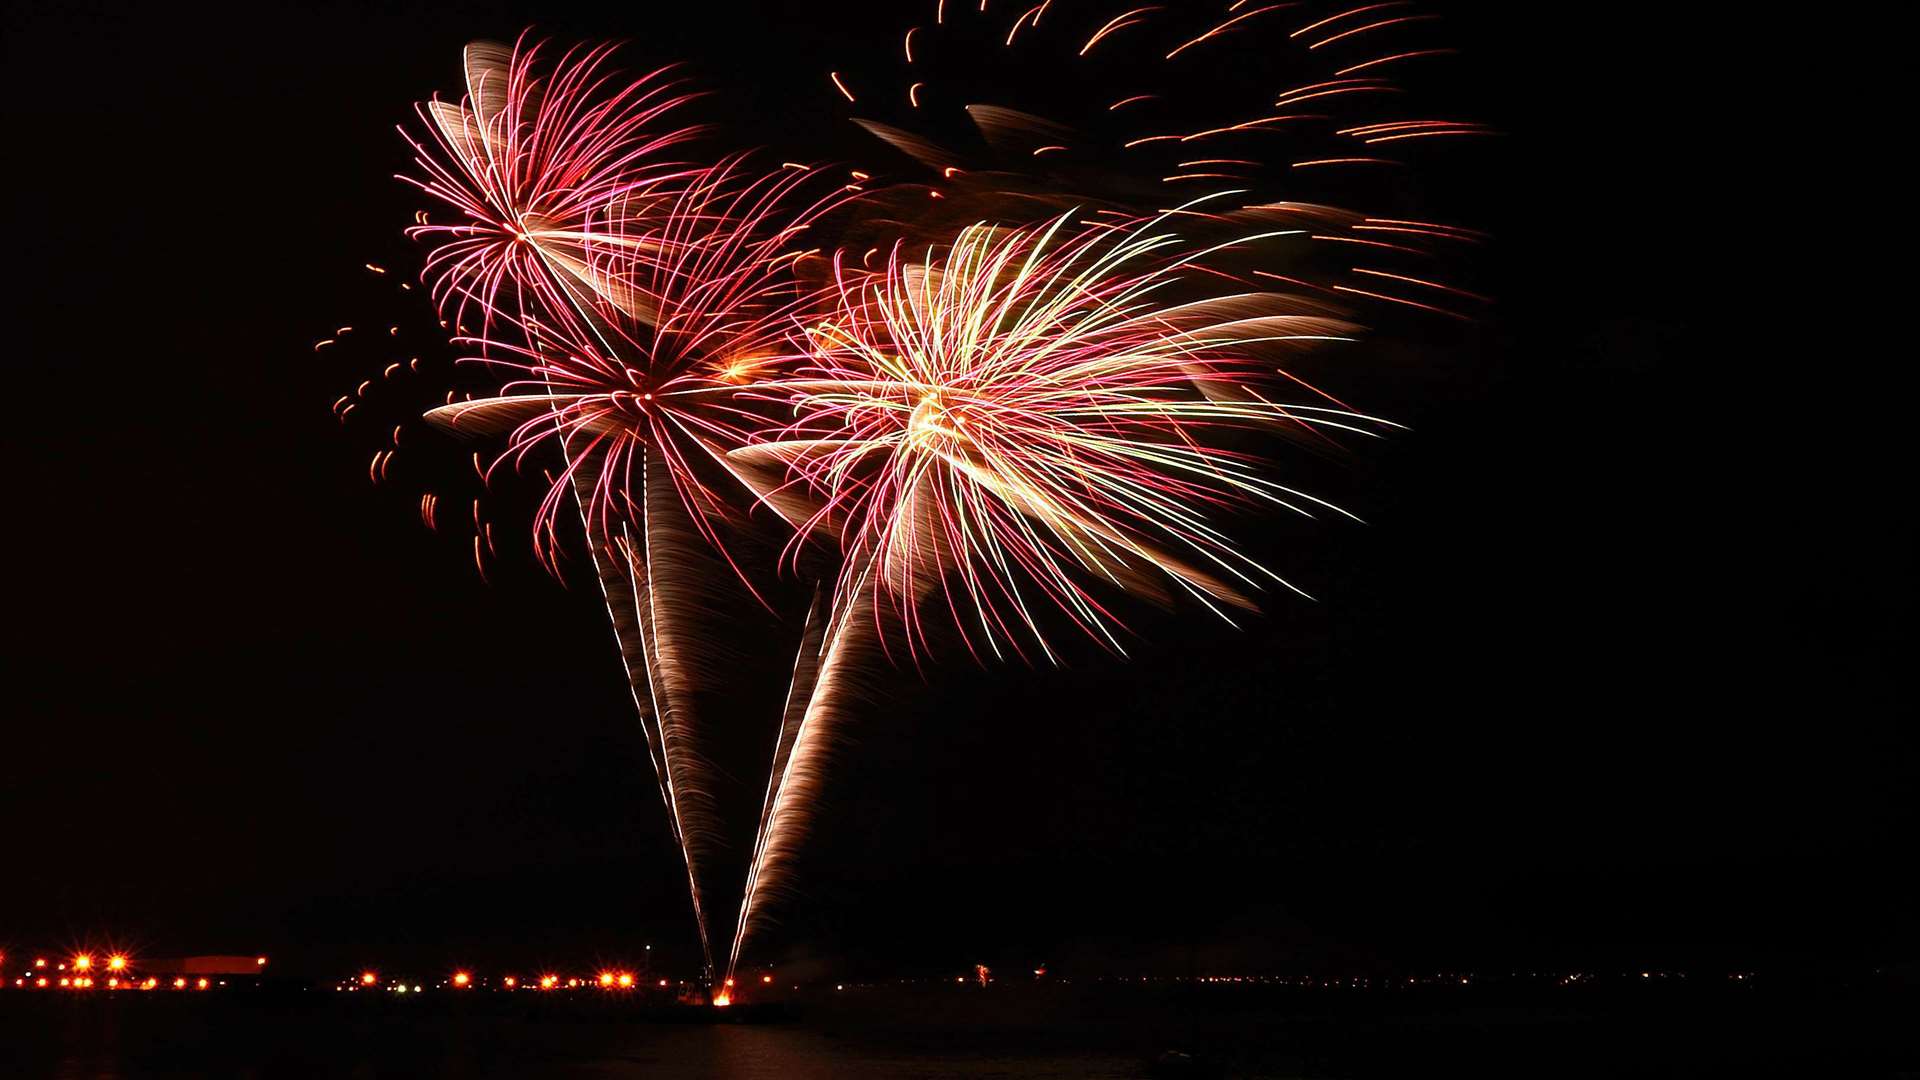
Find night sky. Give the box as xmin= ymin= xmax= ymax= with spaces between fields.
xmin=2 ymin=1 xmax=1908 ymax=982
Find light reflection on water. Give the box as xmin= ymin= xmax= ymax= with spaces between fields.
xmin=40 ymin=1024 xmax=1146 ymax=1079
xmin=665 ymin=1023 xmax=1140 ymax=1079
xmin=17 ymin=979 xmax=1871 ymax=1078
xmin=20 ymin=992 xmax=1171 ymax=1079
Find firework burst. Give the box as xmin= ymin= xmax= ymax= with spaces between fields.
xmin=425 ymin=156 xmax=848 ymax=574
xmin=398 ymin=35 xmax=706 ymax=332
xmin=743 ymin=205 xmax=1389 ymax=663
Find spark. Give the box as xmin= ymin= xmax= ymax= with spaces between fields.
xmin=1331 ymin=284 xmax=1470 ymax=320
xmin=1291 ymin=2 xmax=1408 ymax=38
xmin=1274 ymin=83 xmax=1397 ymax=108
xmin=1006 ymin=4 xmax=1046 ymax=45
xmin=1362 ymin=127 xmax=1492 ymax=144
xmin=1349 ymin=267 xmax=1489 ymax=302
xmin=1166 ymin=5 xmax=1286 ymax=60
xmin=1080 ymin=7 xmax=1161 ymax=56
xmin=1335 ymin=48 xmax=1456 ymax=75
xmin=1309 ymin=14 xmax=1438 ymax=49
xmin=1362 ymin=216 xmax=1484 ymax=238
xmin=1310 ymin=233 xmax=1428 ymax=255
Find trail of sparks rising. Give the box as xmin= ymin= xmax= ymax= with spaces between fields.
xmin=593 ymin=472 xmax=718 ymax=981
xmin=724 ymin=587 xmax=828 ymax=981
xmin=724 ymin=566 xmax=882 ymax=985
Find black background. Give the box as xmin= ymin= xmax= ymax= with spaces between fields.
xmin=1 ymin=0 xmax=1907 ymax=983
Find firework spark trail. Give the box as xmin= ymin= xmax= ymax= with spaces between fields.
xmin=620 ymin=461 xmax=726 ymax=979
xmin=579 ymin=457 xmax=718 ymax=978
xmin=722 ymin=205 xmax=1399 ymax=975
xmin=725 ymin=562 xmax=889 ymax=984
xmin=724 ymin=586 xmax=827 ymax=979
xmin=427 ymin=392 xmax=732 ymax=978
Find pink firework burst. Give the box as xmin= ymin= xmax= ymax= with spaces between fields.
xmin=425 ymin=155 xmax=852 ymax=580
xmin=398 ymin=35 xmax=707 ymax=334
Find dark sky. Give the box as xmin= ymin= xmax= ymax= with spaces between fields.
xmin=1 ymin=1 xmax=1908 ymax=982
